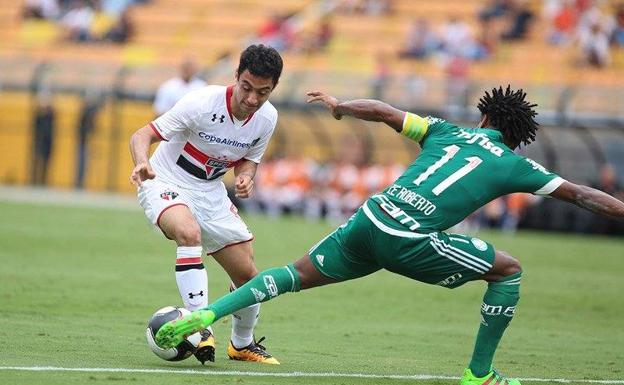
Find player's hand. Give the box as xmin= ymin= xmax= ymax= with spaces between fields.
xmin=235 ymin=174 xmax=254 ymax=198
xmin=306 ymin=91 xmax=342 ymax=120
xmin=130 ymin=162 xmax=156 ymax=187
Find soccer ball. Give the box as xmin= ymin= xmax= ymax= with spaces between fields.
xmin=145 ymin=306 xmax=201 ymax=361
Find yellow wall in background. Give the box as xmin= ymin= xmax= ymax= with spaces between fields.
xmin=0 ymin=91 xmax=155 ymax=193
xmin=0 ymin=92 xmax=31 ymax=185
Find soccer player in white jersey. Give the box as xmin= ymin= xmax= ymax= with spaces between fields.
xmin=129 ymin=44 xmax=283 ymax=365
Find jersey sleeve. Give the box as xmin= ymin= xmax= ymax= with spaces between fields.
xmin=510 ymin=157 xmax=566 ymax=195
xmin=150 ymin=90 xmax=203 ymax=141
xmin=401 ymin=112 xmax=452 ymax=144
xmin=244 ymin=112 xmax=277 ymax=163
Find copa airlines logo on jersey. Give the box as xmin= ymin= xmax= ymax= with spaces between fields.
xmin=198 ymin=132 xmax=260 ymax=149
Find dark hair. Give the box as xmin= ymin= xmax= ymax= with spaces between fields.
xmin=477 ymin=85 xmax=538 ymax=148
xmin=236 ymin=44 xmax=283 ymax=87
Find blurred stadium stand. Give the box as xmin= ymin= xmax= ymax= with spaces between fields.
xmin=1 ymin=0 xmax=623 ymax=235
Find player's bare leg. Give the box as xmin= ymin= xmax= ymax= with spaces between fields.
xmin=293 ymin=253 xmax=339 ymax=289
xmin=155 ymin=253 xmax=337 ymax=349
xmin=159 ymin=205 xmax=215 ymax=363
xmin=461 ymin=250 xmax=522 ymax=385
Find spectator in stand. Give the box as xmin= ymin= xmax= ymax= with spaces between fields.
xmin=325 ymin=137 xmax=367 ymax=220
xmin=479 ymin=0 xmax=513 ymax=22
xmin=502 ymin=193 xmax=540 ymax=232
xmin=580 ymin=2 xmax=617 ymax=40
xmin=22 ymin=0 xmax=60 ymax=19
xmin=271 ymin=156 xmax=311 ymax=216
xmin=104 ymin=7 xmax=134 ymax=43
xmin=251 ymin=155 xmax=315 ymax=218
xmin=440 ymin=16 xmax=474 ymax=57
xmin=297 ymin=16 xmax=334 ymax=53
xmin=60 ymin=0 xmax=94 ymax=42
xmin=101 ymin=0 xmax=135 ymax=16
xmin=316 ymin=16 xmax=334 ymax=50
xmin=371 ymin=52 xmax=391 ymax=99
xmin=360 ymin=0 xmax=393 ymax=15
xmin=577 ymin=21 xmax=611 ymax=67
xmin=444 ymin=54 xmax=470 ymax=118
xmin=337 ymin=0 xmax=393 ymax=15
xmin=500 ymin=0 xmax=535 ymax=41
xmin=31 ymin=92 xmax=56 ymax=186
xmin=545 ymin=0 xmax=579 ymax=45
xmin=361 ymin=155 xmax=404 ymax=197
xmin=398 ymin=18 xmax=440 ymax=59
xmin=474 ymin=18 xmax=498 ymax=59
xmin=153 ymin=60 xmax=206 ymax=116
xmin=479 ymin=198 xmax=507 ymax=228
xmin=611 ymin=3 xmax=624 ymax=47
xmin=75 ymin=89 xmax=102 ymax=189
xmin=302 ymin=159 xmax=332 ymax=221
xmin=256 ymin=12 xmax=294 ymax=52
xmin=257 ymin=12 xmax=282 ymax=41
xmin=89 ymin=0 xmax=117 ymax=41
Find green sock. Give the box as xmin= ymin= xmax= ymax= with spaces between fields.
xmin=206 ymin=264 xmax=301 ymax=320
xmin=469 ymin=271 xmax=522 ymax=377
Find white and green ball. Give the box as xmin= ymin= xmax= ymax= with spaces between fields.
xmin=145 ymin=306 xmax=201 ymax=361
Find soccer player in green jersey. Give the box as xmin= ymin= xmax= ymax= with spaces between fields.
xmin=156 ymin=86 xmax=624 ymax=385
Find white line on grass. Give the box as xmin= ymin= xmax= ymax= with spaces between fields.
xmin=1 ymin=366 xmax=623 ymax=384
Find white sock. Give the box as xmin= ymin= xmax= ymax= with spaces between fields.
xmin=175 ymin=246 xmax=208 ymax=311
xmin=230 ymin=283 xmax=260 ymax=348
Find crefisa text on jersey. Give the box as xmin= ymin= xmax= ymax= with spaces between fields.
xmin=454 ymin=129 xmax=504 ymax=157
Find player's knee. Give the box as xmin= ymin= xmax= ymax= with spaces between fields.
xmin=231 ymin=265 xmax=259 ymax=287
xmin=501 ymin=252 xmax=522 ymax=277
xmin=174 ymin=224 xmax=202 ymax=246
xmin=294 ymin=254 xmax=338 ymax=290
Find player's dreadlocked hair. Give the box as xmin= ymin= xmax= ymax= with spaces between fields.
xmin=477 ymin=85 xmax=539 ymax=148
xmin=237 ymin=44 xmax=283 ymax=87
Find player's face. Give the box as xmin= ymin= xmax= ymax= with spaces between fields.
xmin=233 ymin=70 xmax=275 ymax=117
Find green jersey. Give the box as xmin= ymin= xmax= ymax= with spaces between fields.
xmin=366 ymin=113 xmax=565 ymax=233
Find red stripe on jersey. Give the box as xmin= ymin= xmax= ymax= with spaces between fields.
xmin=176 ymin=257 xmax=203 ymax=265
xmin=150 ymin=122 xmax=167 ymax=141
xmin=226 ymin=85 xmax=255 ymax=126
xmin=183 ymin=142 xmax=209 ymax=164
xmin=242 ymin=111 xmax=255 ymax=126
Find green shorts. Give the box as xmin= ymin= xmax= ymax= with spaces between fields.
xmin=308 ymin=203 xmax=495 ymax=289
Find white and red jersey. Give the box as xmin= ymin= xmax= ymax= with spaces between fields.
xmin=149 ymin=85 xmax=277 ymax=190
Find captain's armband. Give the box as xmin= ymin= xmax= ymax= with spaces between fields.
xmin=400 ymin=112 xmax=429 ymax=142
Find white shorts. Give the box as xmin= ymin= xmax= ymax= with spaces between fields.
xmin=137 ymin=178 xmax=253 ymax=254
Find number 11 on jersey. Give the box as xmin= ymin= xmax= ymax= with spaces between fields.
xmin=413 ymin=145 xmax=483 ymax=196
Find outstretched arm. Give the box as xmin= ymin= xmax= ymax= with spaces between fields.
xmin=129 ymin=124 xmax=162 ymax=187
xmin=306 ymin=91 xmax=405 ymax=132
xmin=550 ymin=181 xmax=624 ymax=219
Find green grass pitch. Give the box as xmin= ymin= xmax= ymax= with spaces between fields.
xmin=0 ymin=201 xmax=622 ymax=385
